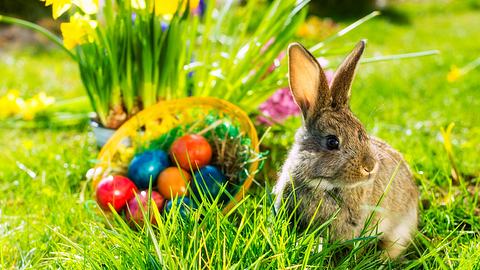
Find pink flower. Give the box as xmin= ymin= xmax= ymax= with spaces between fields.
xmin=324 ymin=69 xmax=335 ymax=86
xmin=258 ymin=88 xmax=300 ymax=125
xmin=317 ymin=57 xmax=329 ymax=68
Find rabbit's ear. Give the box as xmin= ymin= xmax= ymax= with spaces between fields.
xmin=330 ymin=40 xmax=366 ymax=108
xmin=288 ymin=43 xmax=330 ymax=118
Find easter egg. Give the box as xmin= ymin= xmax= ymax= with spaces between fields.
xmin=191 ymin=165 xmax=227 ymax=201
xmin=125 ymin=190 xmax=165 ymax=226
xmin=127 ymin=150 xmax=170 ymax=189
xmin=96 ymin=175 xmax=138 ymax=212
xmin=157 ymin=167 xmax=191 ymax=199
xmin=170 ymin=134 xmax=212 ymax=170
xmin=164 ymin=197 xmax=195 ymax=217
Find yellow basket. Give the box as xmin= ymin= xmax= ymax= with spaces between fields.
xmin=92 ymin=97 xmax=259 ymax=214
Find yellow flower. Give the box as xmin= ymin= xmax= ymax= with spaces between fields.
xmin=42 ymin=0 xmax=98 ymax=18
xmin=447 ymin=65 xmax=461 ymax=82
xmin=73 ymin=0 xmax=98 ymax=14
xmin=131 ymin=0 xmax=146 ymax=9
xmin=0 ymin=90 xmax=24 ymax=119
xmin=0 ymin=91 xmax=57 ymax=121
xmin=60 ymin=13 xmax=98 ymax=49
xmin=41 ymin=0 xmax=72 ymax=19
xmin=22 ymin=98 xmax=40 ymax=120
xmin=22 ymin=140 xmax=34 ymax=151
xmin=131 ymin=0 xmax=200 ymax=16
xmin=297 ymin=16 xmax=337 ymax=40
xmin=155 ymin=0 xmax=199 ymax=15
xmin=36 ymin=92 xmax=56 ymax=107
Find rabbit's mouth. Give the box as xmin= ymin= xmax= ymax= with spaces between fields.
xmin=310 ymin=162 xmax=378 ymax=190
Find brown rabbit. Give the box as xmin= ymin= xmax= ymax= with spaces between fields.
xmin=273 ymin=40 xmax=419 ymax=258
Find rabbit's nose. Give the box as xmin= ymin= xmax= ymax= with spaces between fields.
xmin=362 ymin=155 xmax=377 ymax=174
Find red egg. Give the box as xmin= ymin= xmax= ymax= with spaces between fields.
xmin=125 ymin=190 xmax=165 ymax=226
xmin=96 ymin=175 xmax=138 ymax=212
xmin=157 ymin=167 xmax=191 ymax=199
xmin=170 ymin=134 xmax=212 ymax=170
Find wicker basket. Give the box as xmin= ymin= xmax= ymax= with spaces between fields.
xmin=92 ymin=97 xmax=260 ymax=214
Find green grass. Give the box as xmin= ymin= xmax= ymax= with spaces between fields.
xmin=1 ymin=1 xmax=480 ymax=268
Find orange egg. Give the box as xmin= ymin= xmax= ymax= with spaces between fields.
xmin=157 ymin=167 xmax=191 ymax=199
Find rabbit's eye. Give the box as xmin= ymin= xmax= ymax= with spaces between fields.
xmin=326 ymin=135 xmax=340 ymax=150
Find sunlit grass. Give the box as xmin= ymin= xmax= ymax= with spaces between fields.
xmin=1 ymin=0 xmax=480 ymax=269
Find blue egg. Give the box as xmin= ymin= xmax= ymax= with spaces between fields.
xmin=192 ymin=165 xmax=227 ymax=201
xmin=165 ymin=197 xmax=194 ymax=217
xmin=127 ymin=150 xmax=170 ymax=189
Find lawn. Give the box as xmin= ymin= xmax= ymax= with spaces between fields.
xmin=1 ymin=1 xmax=480 ymax=269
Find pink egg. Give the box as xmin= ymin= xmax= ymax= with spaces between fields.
xmin=125 ymin=190 xmax=165 ymax=226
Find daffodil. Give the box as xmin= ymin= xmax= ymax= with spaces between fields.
xmin=131 ymin=0 xmax=146 ymax=9
xmin=0 ymin=90 xmax=24 ymax=119
xmin=41 ymin=0 xmax=72 ymax=19
xmin=0 ymin=91 xmax=56 ymax=120
xmin=155 ymin=0 xmax=200 ymax=16
xmin=60 ymin=13 xmax=98 ymax=49
xmin=36 ymin=92 xmax=56 ymax=107
xmin=297 ymin=16 xmax=337 ymax=40
xmin=22 ymin=98 xmax=40 ymax=120
xmin=73 ymin=0 xmax=98 ymax=14
xmin=131 ymin=0 xmax=200 ymax=16
xmin=41 ymin=0 xmax=98 ymax=18
xmin=22 ymin=92 xmax=55 ymax=120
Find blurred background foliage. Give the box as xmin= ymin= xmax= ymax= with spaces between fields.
xmin=1 ymin=0 xmax=480 ymax=268
xmin=0 ymin=0 xmax=50 ymax=20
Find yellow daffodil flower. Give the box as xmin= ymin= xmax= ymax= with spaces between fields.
xmin=21 ymin=92 xmax=56 ymax=120
xmin=0 ymin=90 xmax=24 ymax=119
xmin=0 ymin=91 xmax=56 ymax=120
xmin=22 ymin=98 xmax=40 ymax=120
xmin=131 ymin=0 xmax=146 ymax=9
xmin=73 ymin=0 xmax=98 ymax=14
xmin=131 ymin=0 xmax=200 ymax=16
xmin=41 ymin=0 xmax=98 ymax=18
xmin=41 ymin=0 xmax=72 ymax=19
xmin=61 ymin=13 xmax=98 ymax=49
xmin=155 ymin=0 xmax=200 ymax=15
xmin=297 ymin=16 xmax=337 ymax=40
xmin=36 ymin=92 xmax=56 ymax=107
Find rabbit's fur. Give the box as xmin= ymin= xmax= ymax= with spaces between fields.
xmin=273 ymin=41 xmax=419 ymax=258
